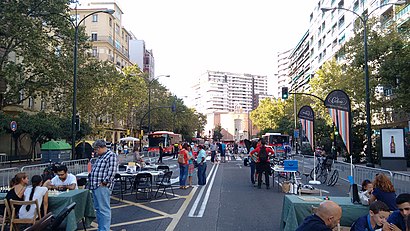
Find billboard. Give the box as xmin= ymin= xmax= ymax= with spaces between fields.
xmin=381 ymin=128 xmax=405 ymax=158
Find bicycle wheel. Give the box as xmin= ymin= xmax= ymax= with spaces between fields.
xmin=309 ymin=167 xmax=319 ymax=180
xmin=317 ymin=170 xmax=327 ymax=184
xmin=327 ymin=170 xmax=339 ymax=186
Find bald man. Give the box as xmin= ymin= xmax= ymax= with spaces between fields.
xmin=295 ymin=200 xmax=342 ymax=231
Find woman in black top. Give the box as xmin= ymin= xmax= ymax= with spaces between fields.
xmin=5 ymin=172 xmax=29 ymax=216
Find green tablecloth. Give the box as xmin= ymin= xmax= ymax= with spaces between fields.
xmin=280 ymin=195 xmax=368 ymax=231
xmin=1 ymin=189 xmax=95 ymax=231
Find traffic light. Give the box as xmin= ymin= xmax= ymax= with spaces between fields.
xmin=281 ymin=87 xmax=289 ymax=99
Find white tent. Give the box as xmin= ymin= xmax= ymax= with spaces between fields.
xmin=120 ymin=137 xmax=139 ymax=142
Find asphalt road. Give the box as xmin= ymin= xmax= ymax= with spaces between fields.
xmin=78 ymin=154 xmax=353 ymax=231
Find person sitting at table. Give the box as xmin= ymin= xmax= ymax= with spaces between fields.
xmin=350 ymin=201 xmax=390 ymax=231
xmin=369 ymin=173 xmax=397 ymax=211
xmin=4 ymin=172 xmax=29 ymax=217
xmin=359 ymin=179 xmax=374 ymax=205
xmin=44 ymin=165 xmax=78 ymax=190
xmin=295 ymin=200 xmax=342 ymax=231
xmin=19 ymin=175 xmax=48 ymax=219
xmin=384 ymin=193 xmax=410 ymax=231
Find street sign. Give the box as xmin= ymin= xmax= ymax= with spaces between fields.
xmin=10 ymin=121 xmax=17 ymax=132
xmin=293 ymin=129 xmax=299 ymax=139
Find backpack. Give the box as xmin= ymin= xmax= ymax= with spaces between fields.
xmin=258 ymin=147 xmax=268 ymax=162
xmin=178 ymin=151 xmax=186 ymax=164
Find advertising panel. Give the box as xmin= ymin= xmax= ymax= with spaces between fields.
xmin=381 ymin=128 xmax=405 ymax=158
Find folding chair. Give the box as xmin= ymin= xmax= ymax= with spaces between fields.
xmin=50 ymin=202 xmax=76 ymax=230
xmin=112 ymin=173 xmax=126 ymax=202
xmin=156 ymin=165 xmax=170 ymax=172
xmin=1 ymin=199 xmax=12 ymax=231
xmin=154 ymin=171 xmax=175 ymax=199
xmin=9 ymin=199 xmax=41 ymax=231
xmin=23 ymin=212 xmax=53 ymax=231
xmin=133 ymin=173 xmax=152 ymax=201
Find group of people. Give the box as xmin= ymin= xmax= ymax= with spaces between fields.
xmin=0 ymin=164 xmax=79 ymax=227
xmin=178 ymin=143 xmax=207 ymax=189
xmin=296 ymin=173 xmax=410 ymax=231
xmin=248 ymin=138 xmax=274 ymax=189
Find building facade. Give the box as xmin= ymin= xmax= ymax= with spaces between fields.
xmin=193 ymin=70 xmax=269 ymax=114
xmin=129 ymin=35 xmax=155 ymax=79
xmin=275 ymin=49 xmax=292 ymax=98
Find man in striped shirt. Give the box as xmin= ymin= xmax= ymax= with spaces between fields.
xmin=89 ymin=140 xmax=118 ymax=231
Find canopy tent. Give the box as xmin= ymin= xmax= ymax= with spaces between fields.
xmin=120 ymin=137 xmax=139 ymax=142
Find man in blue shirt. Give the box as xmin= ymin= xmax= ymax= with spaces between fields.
xmin=196 ymin=145 xmax=207 ymax=185
xmin=385 ymin=193 xmax=410 ymax=231
xmin=296 ymin=200 xmax=342 ymax=231
xmin=351 ymin=201 xmax=390 ymax=231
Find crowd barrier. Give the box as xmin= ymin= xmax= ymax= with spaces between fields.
xmin=333 ymin=160 xmax=354 ymax=183
xmin=0 ymin=168 xmax=20 ymax=187
xmin=20 ymin=163 xmax=51 ymax=181
xmin=354 ymin=165 xmax=393 ymax=186
xmin=392 ymin=172 xmax=410 ymax=194
xmin=61 ymin=159 xmax=89 ymax=175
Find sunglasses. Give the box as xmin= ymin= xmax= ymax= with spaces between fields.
xmin=399 ymin=208 xmax=410 ymax=212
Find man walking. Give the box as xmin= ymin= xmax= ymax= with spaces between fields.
xmin=89 ymin=140 xmax=118 ymax=231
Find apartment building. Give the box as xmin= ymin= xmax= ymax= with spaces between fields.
xmin=289 ymin=0 xmax=409 ymax=92
xmin=192 ymin=71 xmax=269 ymax=114
xmin=73 ymin=0 xmax=133 ymax=69
xmin=129 ymin=35 xmax=155 ymax=79
xmin=275 ymin=49 xmax=292 ymax=98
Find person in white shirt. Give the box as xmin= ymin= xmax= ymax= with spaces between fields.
xmin=359 ymin=179 xmax=373 ymax=205
xmin=44 ymin=165 xmax=78 ymax=190
xmin=19 ymin=175 xmax=48 ymax=219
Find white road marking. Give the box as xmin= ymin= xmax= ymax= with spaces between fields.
xmin=188 ymin=163 xmax=219 ymax=217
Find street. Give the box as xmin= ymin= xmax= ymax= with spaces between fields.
xmin=81 ymin=154 xmax=352 ymax=231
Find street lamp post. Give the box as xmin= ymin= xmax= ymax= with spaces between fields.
xmin=69 ymin=8 xmax=115 ymax=158
xmin=321 ymin=0 xmax=405 ymax=167
xmin=147 ymin=75 xmax=170 ymax=134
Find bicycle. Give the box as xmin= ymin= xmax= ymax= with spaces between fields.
xmin=309 ymin=156 xmax=339 ymax=186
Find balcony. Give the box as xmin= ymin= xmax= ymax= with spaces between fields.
xmin=395 ymin=4 xmax=410 ymax=26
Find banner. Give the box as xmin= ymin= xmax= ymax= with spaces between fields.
xmin=298 ymin=105 xmax=315 ymax=152
xmin=324 ymin=90 xmax=351 ymax=155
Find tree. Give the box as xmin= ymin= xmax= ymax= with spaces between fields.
xmin=213 ymin=124 xmax=223 ymax=141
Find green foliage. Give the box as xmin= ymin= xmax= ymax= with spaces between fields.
xmin=213 ymin=124 xmax=223 ymax=141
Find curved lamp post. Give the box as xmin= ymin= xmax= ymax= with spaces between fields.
xmin=69 ymin=8 xmax=115 ymax=158
xmin=147 ymin=75 xmax=170 ymax=134
xmin=321 ymin=0 xmax=405 ymax=167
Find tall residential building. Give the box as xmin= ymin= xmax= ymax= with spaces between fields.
xmin=275 ymin=49 xmax=292 ymax=98
xmin=193 ymin=71 xmax=268 ymax=114
xmin=129 ymin=34 xmax=155 ymax=79
xmin=289 ymin=0 xmax=409 ymax=92
xmin=73 ymin=0 xmax=133 ymax=69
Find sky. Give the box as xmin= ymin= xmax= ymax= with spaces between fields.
xmin=117 ymin=0 xmax=317 ymax=104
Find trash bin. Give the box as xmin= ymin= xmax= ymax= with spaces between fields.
xmin=41 ymin=140 xmax=72 ymax=163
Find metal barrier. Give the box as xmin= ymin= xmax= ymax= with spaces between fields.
xmin=61 ymin=159 xmax=89 ymax=175
xmin=392 ymin=172 xmax=410 ymax=195
xmin=20 ymin=163 xmax=51 ymax=180
xmin=0 ymin=167 xmax=20 ymax=187
xmin=333 ymin=161 xmax=354 ymax=183
xmin=354 ymin=165 xmax=393 ymax=186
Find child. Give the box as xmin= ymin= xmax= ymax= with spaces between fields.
xmin=360 ymin=179 xmax=373 ymax=205
xmin=351 ymin=201 xmax=390 ymax=231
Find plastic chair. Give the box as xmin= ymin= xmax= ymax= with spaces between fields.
xmin=23 ymin=212 xmax=54 ymax=231
xmin=133 ymin=173 xmax=153 ymax=200
xmin=9 ymin=199 xmax=41 ymax=231
xmin=50 ymin=202 xmax=76 ymax=230
xmin=154 ymin=171 xmax=174 ymax=199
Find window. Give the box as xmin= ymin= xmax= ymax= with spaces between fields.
xmin=91 ymin=33 xmax=97 ymax=41
xmin=40 ymin=100 xmax=46 ymax=111
xmin=332 ymin=39 xmax=337 ymax=48
xmin=28 ymin=97 xmax=34 ymax=109
xmin=318 ymin=39 xmax=322 ymax=48
xmin=322 ymin=21 xmax=326 ymax=31
xmin=339 ymin=34 xmax=346 ymax=44
xmin=92 ymin=47 xmax=98 ymax=57
xmin=338 ymin=16 xmax=345 ymax=29
xmin=115 ymin=24 xmax=120 ymax=34
xmin=109 ymin=17 xmax=112 ymax=27
xmin=353 ymin=1 xmax=359 ymax=12
xmin=92 ymin=14 xmax=98 ymax=22
xmin=310 ymin=13 xmax=314 ymax=22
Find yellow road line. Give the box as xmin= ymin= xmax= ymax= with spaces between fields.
xmin=111 ymin=204 xmax=131 ymax=209
xmin=83 ymin=216 xmax=168 ymax=230
xmin=166 ymin=186 xmax=198 ymax=231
